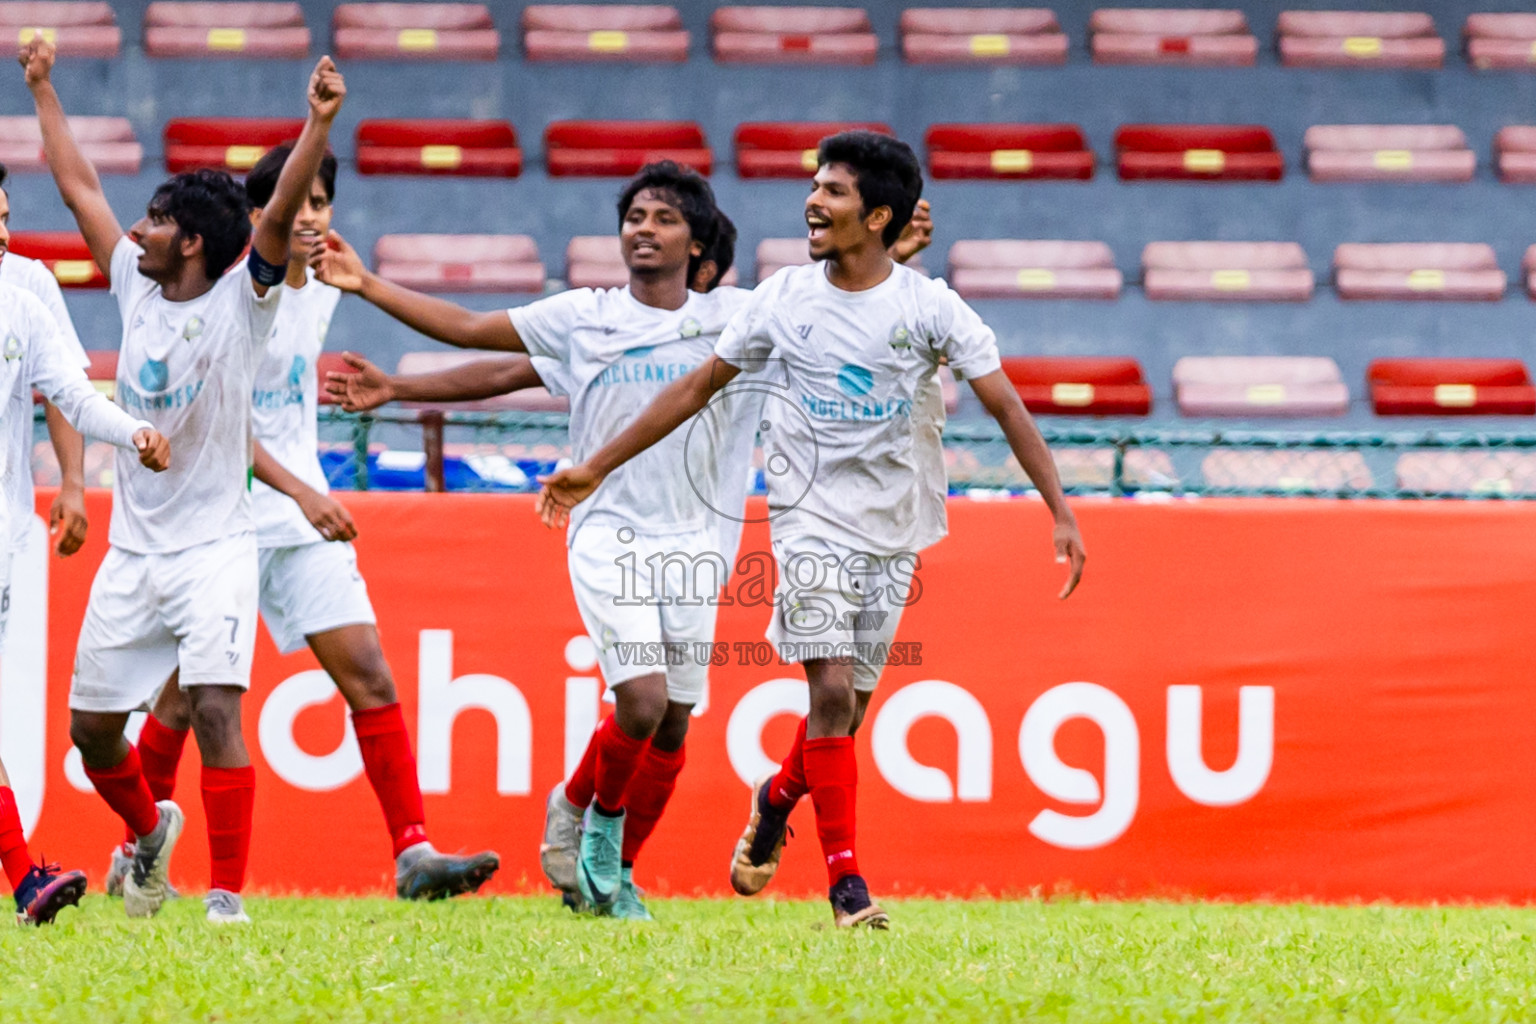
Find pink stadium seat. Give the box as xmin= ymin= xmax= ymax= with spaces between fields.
xmin=900 ymin=8 xmax=1067 ymax=65
xmin=1278 ymin=11 xmax=1443 ymax=69
xmin=1201 ymin=450 xmax=1372 ymax=491
xmin=1173 ymin=356 xmax=1347 ymax=417
xmin=0 ymin=3 xmax=119 ymax=57
xmin=1396 ymin=451 xmax=1536 ymax=495
xmin=925 ymin=124 xmax=1094 ymax=180
xmin=8 ymin=231 xmax=105 ymax=288
xmin=546 ymin=120 xmax=710 ymax=177
xmin=1090 ymin=8 xmax=1256 ymax=66
xmin=163 ymin=117 xmax=303 ymax=172
xmin=1001 ymin=356 xmax=1151 ymax=415
xmin=755 ymin=237 xmax=812 ymax=280
xmin=1369 ymin=358 xmax=1536 ymax=415
xmin=356 ymin=120 xmax=521 ymax=177
xmin=1522 ymin=245 xmax=1536 ymax=296
xmin=1465 ymin=13 xmax=1536 ymax=71
xmin=333 ymin=3 xmax=499 ymax=60
xmin=374 ymin=234 xmax=544 ymax=293
xmin=143 ymin=2 xmax=309 ymax=58
xmin=523 ymin=5 xmax=687 ymax=61
xmin=1305 ymin=125 xmax=1473 ymax=183
xmin=711 ymin=6 xmax=877 ymax=65
xmin=948 ymin=240 xmax=1121 ymax=299
xmin=0 ymin=115 xmax=139 ymax=173
xmin=1334 ymin=243 xmax=1505 ymax=301
xmin=736 ymin=122 xmax=890 ymax=178
xmin=1143 ymin=241 xmax=1313 ymax=301
xmin=396 ymin=351 xmax=569 ymax=413
xmin=1495 ymin=126 xmax=1536 ymax=183
xmin=1116 ymin=125 xmax=1283 ymax=181
xmin=566 ymin=235 xmax=627 ymax=289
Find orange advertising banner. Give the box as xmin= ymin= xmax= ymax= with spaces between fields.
xmin=7 ymin=490 xmax=1536 ymax=901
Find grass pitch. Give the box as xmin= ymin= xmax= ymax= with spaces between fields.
xmin=3 ymin=894 xmax=1534 ymax=1023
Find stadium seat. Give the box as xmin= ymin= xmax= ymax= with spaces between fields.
xmin=314 ymin=352 xmax=353 ymax=407
xmin=1173 ymin=356 xmax=1348 ymax=417
xmin=1522 ymin=245 xmax=1536 ymax=296
xmin=1090 ymin=8 xmax=1257 ymax=66
xmin=1115 ymin=125 xmax=1284 ymax=181
xmin=899 ymin=8 xmax=1067 ymax=65
xmin=1495 ymin=126 xmax=1536 ymax=183
xmin=711 ymin=6 xmax=877 ymax=65
xmin=1396 ymin=451 xmax=1536 ymax=495
xmin=1277 ymin=11 xmax=1443 ymax=69
xmin=565 ymin=235 xmax=628 ymax=289
xmin=374 ymin=234 xmax=544 ymax=293
xmin=948 ymin=240 xmax=1122 ymax=299
xmin=1200 ymin=450 xmax=1373 ymax=492
xmin=1334 ymin=243 xmax=1505 ymax=300
xmin=356 ymin=120 xmax=521 ymax=177
xmin=545 ymin=120 xmax=709 ymax=177
xmin=332 ymin=3 xmax=499 ymax=60
xmin=735 ymin=122 xmax=890 ymax=178
xmin=1143 ymin=241 xmax=1313 ymax=301
xmin=1368 ymin=358 xmax=1536 ymax=415
xmin=163 ymin=117 xmax=304 ymax=172
xmin=82 ymin=348 xmax=115 ymax=390
xmin=1465 ymin=13 xmax=1536 ymax=72
xmin=925 ymin=124 xmax=1094 ymax=180
xmin=0 ymin=3 xmax=120 ymax=57
xmin=1305 ymin=125 xmax=1474 ymax=183
xmin=143 ymin=2 xmax=309 ymax=58
xmin=1000 ymin=356 xmax=1151 ymax=414
xmin=755 ymin=237 xmax=812 ymax=280
xmin=9 ymin=231 xmax=104 ymax=288
xmin=0 ymin=115 xmax=139 ymax=173
xmin=395 ymin=351 xmax=569 ymax=412
xmin=523 ymin=5 xmax=688 ymax=62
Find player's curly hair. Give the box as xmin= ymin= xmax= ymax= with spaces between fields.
xmin=817 ymin=131 xmax=923 ymax=248
xmin=244 ymin=142 xmax=338 ymax=208
xmin=617 ymin=161 xmax=720 ymax=280
xmin=147 ymin=168 xmax=253 ymax=281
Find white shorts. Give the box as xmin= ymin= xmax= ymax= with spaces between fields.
xmin=70 ymin=533 xmax=260 ymax=713
xmin=568 ymin=522 xmax=722 ymax=705
xmin=259 ymin=541 xmax=377 ymax=654
xmin=766 ymin=535 xmax=914 ymax=693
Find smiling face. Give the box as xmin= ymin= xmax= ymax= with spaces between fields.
xmin=805 ymin=162 xmax=889 ymax=262
xmin=128 ymin=205 xmax=197 ymax=284
xmin=620 ymin=188 xmax=700 ymax=278
xmin=249 ymin=176 xmax=334 ymax=266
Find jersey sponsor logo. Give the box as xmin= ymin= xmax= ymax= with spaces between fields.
xmin=623 ymin=345 xmax=656 ymax=358
xmin=594 ymin=358 xmax=698 ymax=389
xmin=836 ymin=363 xmax=874 ymax=398
xmin=120 ymin=374 xmax=204 ymax=413
xmin=287 ymin=355 xmax=307 ymax=388
xmin=138 ymin=358 xmax=169 ymax=392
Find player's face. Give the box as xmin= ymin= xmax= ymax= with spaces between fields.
xmin=290 ymin=178 xmax=333 ymax=264
xmin=620 ymin=190 xmax=697 ymax=277
xmin=128 ymin=208 xmax=188 ymax=283
xmin=806 ymin=163 xmax=880 ymax=261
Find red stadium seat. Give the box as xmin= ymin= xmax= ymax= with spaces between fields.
xmin=0 ymin=3 xmax=119 ymax=57
xmin=395 ymin=351 xmax=569 ymax=412
xmin=926 ymin=124 xmax=1093 ymax=180
xmin=356 ymin=120 xmax=521 ymax=177
xmin=1305 ymin=125 xmax=1473 ymax=183
xmin=1495 ymin=126 xmax=1536 ymax=183
xmin=735 ymin=122 xmax=890 ymax=178
xmin=1000 ymin=356 xmax=1151 ymax=414
xmin=333 ymin=3 xmax=498 ymax=60
xmin=711 ymin=6 xmax=877 ymax=65
xmin=1369 ymin=358 xmax=1536 ymax=415
xmin=523 ymin=5 xmax=688 ymax=62
xmin=9 ymin=231 xmax=105 ymax=288
xmin=163 ymin=117 xmax=303 ymax=172
xmin=1090 ymin=8 xmax=1257 ymax=66
xmin=1143 ymin=241 xmax=1313 ymax=301
xmin=144 ymin=2 xmax=309 ymax=58
xmin=1334 ymin=243 xmax=1505 ymax=300
xmin=900 ymin=8 xmax=1067 ymax=65
xmin=1278 ymin=10 xmax=1443 ymax=69
xmin=1466 ymin=14 xmax=1536 ymax=72
xmin=545 ymin=120 xmax=709 ymax=177
xmin=374 ymin=234 xmax=544 ymax=293
xmin=1173 ymin=356 xmax=1347 ymax=417
xmin=1201 ymin=450 xmax=1372 ymax=491
xmin=0 ymin=115 xmax=139 ymax=173
xmin=948 ymin=239 xmax=1121 ymax=299
xmin=1115 ymin=124 xmax=1282 ymax=181
xmin=314 ymin=352 xmax=353 ymax=406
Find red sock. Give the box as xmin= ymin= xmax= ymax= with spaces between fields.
xmin=202 ymin=765 xmax=254 ymax=893
xmin=128 ymin=717 xmax=189 ymax=845
xmin=804 ymin=736 xmax=859 ymax=885
xmin=83 ymin=747 xmax=160 ymax=839
xmin=352 ymin=704 xmax=428 ymax=859
xmin=563 ymin=716 xmax=605 ymax=809
xmin=0 ymin=786 xmax=34 ymax=890
xmin=593 ymin=718 xmax=648 ymax=814
xmin=767 ymin=718 xmax=809 ymax=811
xmin=620 ymin=741 xmax=685 ymax=863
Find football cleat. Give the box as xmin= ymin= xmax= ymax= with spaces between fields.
xmin=730 ymin=774 xmax=791 ymax=897
xmin=15 ymin=864 xmax=86 ymax=926
xmin=123 ymin=800 xmax=183 ymax=919
xmin=539 ymin=783 xmax=582 ymax=896
xmin=204 ymin=888 xmax=250 ymax=924
xmin=829 ymin=874 xmax=889 ymax=930
xmin=576 ymin=806 xmax=624 ymax=910
xmin=395 ymin=845 xmax=500 ymax=901
xmin=610 ymin=868 xmax=654 ymax=922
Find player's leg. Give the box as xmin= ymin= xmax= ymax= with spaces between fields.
xmin=107 ymin=675 xmax=189 ymax=896
xmin=181 ymin=683 xmax=253 ymax=923
xmin=611 ymin=698 xmax=692 ymax=921
xmin=0 ymin=756 xmax=85 ymax=925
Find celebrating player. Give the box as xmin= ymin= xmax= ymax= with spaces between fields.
xmin=537 ymin=132 xmax=1084 ymax=929
xmin=23 ymin=34 xmax=345 ymax=923
xmin=118 ymin=143 xmax=501 ymax=902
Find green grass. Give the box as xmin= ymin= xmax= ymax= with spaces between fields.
xmin=4 ymin=895 xmax=1536 ymax=1023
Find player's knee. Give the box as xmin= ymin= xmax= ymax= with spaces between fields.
xmin=650 ymin=702 xmax=693 ymax=751
xmin=187 ymin=692 xmax=243 ymax=750
xmin=614 ymin=674 xmax=669 ymax=738
xmin=807 ymin=676 xmax=856 ymax=731
xmin=339 ymin=659 xmax=397 ymax=710
xmin=69 ymin=715 xmax=120 ymax=766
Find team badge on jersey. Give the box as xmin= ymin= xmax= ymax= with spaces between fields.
xmin=183 ymin=316 xmax=205 ymax=341
xmin=2 ymin=335 xmax=20 ymax=361
xmin=139 ymin=358 xmax=169 ymax=392
xmin=679 ymin=317 xmax=702 ymax=339
xmin=889 ymin=324 xmax=912 ymax=351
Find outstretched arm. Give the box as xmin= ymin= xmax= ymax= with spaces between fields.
xmin=311 ymin=232 xmax=524 ymax=352
xmin=21 ymin=34 xmax=123 ymax=277
xmin=324 ymin=352 xmax=548 ymax=412
xmin=253 ymin=442 xmax=356 ymax=542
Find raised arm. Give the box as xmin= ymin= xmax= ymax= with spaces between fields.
xmin=537 ymin=355 xmax=741 ymax=527
xmin=324 ymin=352 xmax=548 ymax=412
xmin=312 ymin=232 xmax=524 ymax=352
xmin=20 ymin=34 xmax=123 ymax=277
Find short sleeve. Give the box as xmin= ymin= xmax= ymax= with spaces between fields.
xmin=109 ymin=236 xmax=153 ymax=317
xmin=714 ymin=274 xmax=780 ymax=371
xmin=229 ymin=260 xmax=283 ymax=351
xmin=507 ymin=291 xmax=589 ymax=363
xmin=929 ymin=281 xmax=1002 ymax=381
xmin=530 ymin=355 xmax=572 ymax=397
